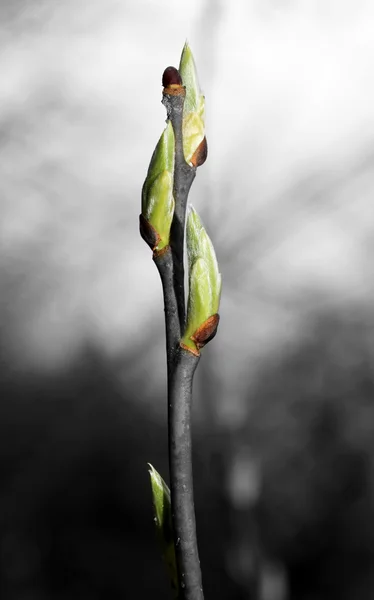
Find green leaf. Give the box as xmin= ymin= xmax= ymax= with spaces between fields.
xmin=148 ymin=464 xmax=178 ymax=597
xmin=179 ymin=42 xmax=206 ymax=165
xmin=179 ymin=41 xmax=201 ymax=114
xmin=182 ymin=112 xmax=205 ymax=166
xmin=181 ymin=207 xmax=221 ymax=354
xmin=187 ymin=206 xmax=221 ymax=310
xmin=182 ymin=258 xmax=212 ymax=354
xmin=143 ymin=171 xmax=174 ymax=250
xmin=143 ymin=121 xmax=174 ymax=208
xmin=141 ymin=122 xmax=175 ymax=250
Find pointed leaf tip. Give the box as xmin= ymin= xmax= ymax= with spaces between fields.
xmin=179 ymin=42 xmax=201 ymax=114
xmin=178 ymin=43 xmax=206 ymax=165
xmin=148 ymin=464 xmax=178 ymax=597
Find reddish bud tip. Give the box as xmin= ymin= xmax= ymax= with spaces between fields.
xmin=162 ymin=66 xmax=182 ymax=88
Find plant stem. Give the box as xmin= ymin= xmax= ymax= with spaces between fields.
xmin=162 ymin=91 xmax=196 ymax=331
xmin=168 ymin=346 xmax=203 ymax=600
xmin=161 ymin=89 xmax=204 ymax=599
xmin=154 ymin=247 xmax=181 ymax=376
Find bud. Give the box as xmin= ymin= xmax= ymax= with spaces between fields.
xmin=140 ymin=121 xmax=175 ymax=251
xmin=148 ymin=464 xmax=178 ymax=598
xmin=181 ymin=206 xmax=221 ymax=355
xmin=162 ymin=66 xmax=182 ymax=88
xmin=178 ymin=42 xmax=207 ymax=167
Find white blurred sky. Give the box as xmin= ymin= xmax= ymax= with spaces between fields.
xmin=1 ymin=0 xmax=373 ymax=408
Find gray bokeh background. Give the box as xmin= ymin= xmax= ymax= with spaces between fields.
xmin=1 ymin=1 xmax=374 ymax=599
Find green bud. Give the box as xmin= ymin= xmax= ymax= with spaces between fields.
xmin=140 ymin=121 xmax=175 ymax=251
xmin=179 ymin=42 xmax=206 ymax=166
xmin=148 ymin=464 xmax=178 ymax=598
xmin=181 ymin=206 xmax=221 ymax=355
xmin=179 ymin=42 xmax=202 ymax=114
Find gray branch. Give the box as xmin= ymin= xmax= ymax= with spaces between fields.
xmin=161 ymin=88 xmax=204 ymax=600
xmin=154 ymin=247 xmax=180 ymax=378
xmin=162 ymin=91 xmax=196 ymax=331
xmin=168 ymin=346 xmax=203 ymax=600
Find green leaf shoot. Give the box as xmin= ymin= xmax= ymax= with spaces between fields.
xmin=179 ymin=42 xmax=205 ymax=166
xmin=181 ymin=207 xmax=221 ymax=354
xmin=148 ymin=464 xmax=178 ymax=597
xmin=141 ymin=122 xmax=175 ymax=250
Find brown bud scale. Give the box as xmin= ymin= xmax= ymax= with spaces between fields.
xmin=180 ymin=341 xmax=200 ymax=357
xmin=190 ymin=136 xmax=208 ymax=168
xmin=191 ymin=313 xmax=220 ymax=349
xmin=139 ymin=213 xmax=161 ymax=251
xmin=162 ymin=85 xmax=186 ymax=97
xmin=153 ymin=245 xmax=170 ymax=259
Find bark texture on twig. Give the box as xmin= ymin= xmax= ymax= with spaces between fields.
xmin=168 ymin=346 xmax=203 ymax=600
xmin=154 ymin=247 xmax=180 ymax=378
xmin=161 ymin=88 xmax=204 ymax=600
xmin=162 ymin=91 xmax=196 ymax=331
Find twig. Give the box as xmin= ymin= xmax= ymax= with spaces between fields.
xmin=154 ymin=247 xmax=181 ymax=377
xmin=142 ymin=50 xmax=218 ymax=600
xmin=168 ymin=346 xmax=203 ymax=600
xmin=162 ymin=90 xmax=196 ymax=331
xmin=162 ymin=89 xmax=203 ymax=600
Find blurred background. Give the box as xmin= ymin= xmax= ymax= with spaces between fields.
xmin=1 ymin=1 xmax=374 ymax=598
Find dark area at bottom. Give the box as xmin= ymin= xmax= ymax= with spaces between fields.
xmin=0 ymin=309 xmax=374 ymax=600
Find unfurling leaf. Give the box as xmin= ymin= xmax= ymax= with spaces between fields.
xmin=181 ymin=206 xmax=221 ymax=355
xmin=179 ymin=42 xmax=206 ymax=167
xmin=140 ymin=122 xmax=175 ymax=251
xmin=148 ymin=464 xmax=178 ymax=597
